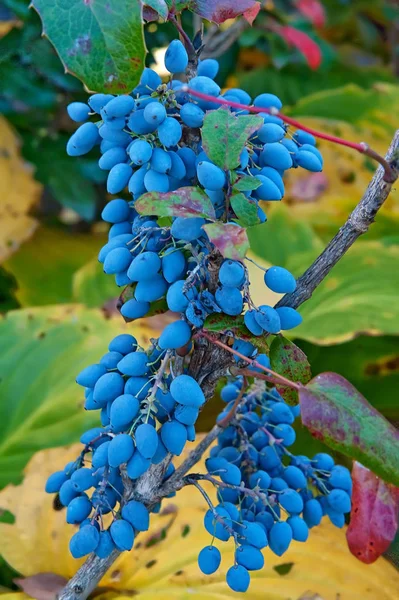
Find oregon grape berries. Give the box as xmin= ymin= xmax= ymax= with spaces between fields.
xmin=44 ymin=36 xmax=339 ymax=596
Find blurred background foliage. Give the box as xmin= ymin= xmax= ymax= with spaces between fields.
xmin=0 ymin=0 xmax=399 ymax=590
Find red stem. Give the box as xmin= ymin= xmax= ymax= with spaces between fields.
xmin=200 ymin=331 xmax=300 ymax=391
xmin=183 ymin=87 xmax=395 ymax=181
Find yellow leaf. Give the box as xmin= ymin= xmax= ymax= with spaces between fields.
xmin=1 ymin=443 xmax=399 ymax=600
xmin=0 ymin=117 xmax=41 ymax=262
xmin=282 ymin=117 xmax=399 ymax=228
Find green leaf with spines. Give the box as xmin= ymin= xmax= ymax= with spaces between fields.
xmin=233 ymin=175 xmax=262 ymax=192
xmin=299 ymin=372 xmax=399 ymax=486
xmin=202 ymin=222 xmax=249 ymax=260
xmin=230 ymin=192 xmax=260 ymax=227
xmin=202 ymin=106 xmax=263 ymax=171
xmin=270 ymin=336 xmax=311 ymax=405
xmin=135 ymin=187 xmax=216 ymax=220
xmin=31 ymin=0 xmax=146 ymax=94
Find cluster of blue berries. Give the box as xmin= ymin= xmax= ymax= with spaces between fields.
xmin=44 ymin=35 xmax=340 ymax=594
xmin=196 ymin=378 xmax=352 ymax=592
xmin=45 ymin=333 xmax=208 ymax=558
xmin=65 ymin=39 xmax=318 ymax=333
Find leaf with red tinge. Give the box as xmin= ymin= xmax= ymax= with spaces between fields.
xmin=203 ymin=223 xmax=249 ymax=260
xmin=275 ymin=25 xmax=322 ymax=70
xmin=202 ymin=107 xmax=263 ymax=171
xmin=270 ymin=336 xmax=310 ymax=405
xmin=14 ymin=573 xmax=67 ymax=600
xmin=135 ymin=187 xmax=216 ymax=219
xmin=243 ymin=1 xmax=261 ymax=25
xmin=296 ymin=0 xmax=326 ymax=28
xmin=299 ymin=372 xmax=399 ymax=486
xmin=346 ymin=462 xmax=399 ymax=564
xmin=144 ymin=0 xmax=169 ymax=19
xmin=166 ymin=0 xmax=260 ymax=24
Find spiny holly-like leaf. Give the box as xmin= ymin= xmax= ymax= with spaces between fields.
xmin=144 ymin=0 xmax=169 ymax=19
xmin=346 ymin=462 xmax=399 ymax=564
xmin=203 ymin=223 xmax=249 ymax=260
xmin=270 ymin=336 xmax=311 ymax=405
xmin=135 ymin=187 xmax=216 ymax=219
xmin=202 ymin=107 xmax=263 ymax=171
xmin=118 ymin=284 xmax=168 ymax=322
xmin=31 ymin=0 xmax=146 ymax=94
xmin=233 ymin=175 xmax=262 ymax=192
xmin=204 ymin=314 xmax=270 ymax=355
xmin=165 ymin=1 xmax=260 ymax=24
xmin=299 ymin=372 xmax=399 ymax=486
xmin=230 ymin=193 xmax=259 ymax=227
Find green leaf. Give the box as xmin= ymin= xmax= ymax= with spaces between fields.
xmin=144 ymin=0 xmax=168 ymax=18
xmin=202 ymin=106 xmax=263 ymax=170
xmin=72 ymin=258 xmax=118 ymax=308
xmin=296 ymin=335 xmax=399 ymax=421
xmin=286 ymin=242 xmax=399 ymax=345
xmin=233 ymin=175 xmax=262 ymax=192
xmin=249 ymin=204 xmax=324 ymax=267
xmin=299 ymin=372 xmax=399 ymax=486
xmin=270 ymin=336 xmax=311 ymax=405
xmin=31 ymin=0 xmax=146 ymax=94
xmin=4 ymin=228 xmax=106 ymax=307
xmin=0 ymin=267 xmax=19 ymax=312
xmin=230 ymin=192 xmax=259 ymax=227
xmin=135 ymin=187 xmax=216 ymax=219
xmin=23 ymin=135 xmax=101 ymax=221
xmin=0 ymin=305 xmax=141 ymax=488
xmin=204 ymin=313 xmax=271 ymax=355
xmin=203 ymin=222 xmax=249 ymax=260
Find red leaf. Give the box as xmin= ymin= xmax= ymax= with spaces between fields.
xmin=192 ymin=0 xmax=260 ymax=24
xmin=346 ymin=462 xmax=399 ymax=564
xmin=275 ymin=25 xmax=322 ymax=70
xmin=296 ymin=0 xmax=326 ymax=28
xmin=243 ymin=1 xmax=261 ymax=25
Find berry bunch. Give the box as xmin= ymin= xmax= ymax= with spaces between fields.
xmin=44 ymin=35 xmax=342 ymax=595
xmin=65 ymin=39 xmax=318 ymax=331
xmin=45 ymin=333 xmax=206 ymax=558
xmin=196 ymin=379 xmax=352 ymax=592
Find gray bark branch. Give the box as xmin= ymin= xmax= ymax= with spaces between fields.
xmin=58 ymin=134 xmax=399 ymax=600
xmin=276 ymin=130 xmax=399 ymax=310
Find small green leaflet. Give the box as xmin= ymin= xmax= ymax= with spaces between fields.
xmin=299 ymin=372 xmax=399 ymax=486
xmin=203 ymin=222 xmax=249 ymax=260
xmin=270 ymin=336 xmax=311 ymax=405
xmin=233 ymin=175 xmax=262 ymax=192
xmin=135 ymin=187 xmax=216 ymax=219
xmin=202 ymin=107 xmax=263 ymax=170
xmin=31 ymin=0 xmax=146 ymax=94
xmin=230 ymin=193 xmax=260 ymax=227
xmin=204 ymin=313 xmax=270 ymax=355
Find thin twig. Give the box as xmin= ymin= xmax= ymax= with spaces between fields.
xmin=182 ymin=87 xmax=396 ymax=181
xmin=200 ymin=331 xmax=300 ymax=390
xmin=276 ymin=130 xmax=399 ymax=310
